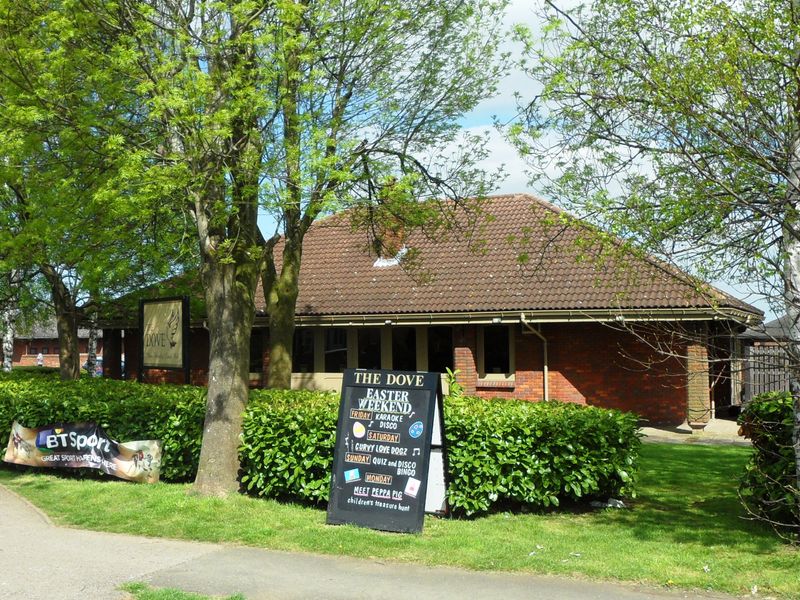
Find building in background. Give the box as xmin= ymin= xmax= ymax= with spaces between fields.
xmin=101 ymin=194 xmax=761 ymax=427
xmin=4 ymin=318 xmax=103 ymax=370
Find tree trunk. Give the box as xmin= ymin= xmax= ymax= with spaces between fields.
xmin=266 ymin=238 xmax=302 ymax=390
xmin=40 ymin=264 xmax=80 ymax=380
xmin=2 ymin=269 xmax=22 ymax=372
xmin=1 ymin=315 xmax=13 ymax=372
xmin=787 ymin=0 xmax=800 ymax=501
xmin=193 ymin=258 xmax=259 ymax=496
xmin=86 ymin=309 xmax=98 ymax=376
xmin=787 ymin=217 xmax=800 ymax=498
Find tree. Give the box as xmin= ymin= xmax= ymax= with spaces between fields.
xmin=514 ymin=0 xmax=800 ymax=524
xmin=86 ymin=0 xmax=508 ymax=495
xmin=0 ymin=1 xmax=188 ymax=380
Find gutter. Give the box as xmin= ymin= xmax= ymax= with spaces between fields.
xmin=281 ymin=307 xmax=762 ymax=328
xmin=100 ymin=306 xmax=762 ymax=330
xmin=520 ymin=313 xmax=549 ymax=401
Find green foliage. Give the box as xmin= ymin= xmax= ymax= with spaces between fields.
xmin=1 ymin=367 xmax=60 ymax=378
xmin=738 ymin=392 xmax=799 ymax=541
xmin=444 ymin=367 xmax=463 ymax=400
xmin=0 ymin=376 xmax=641 ymax=513
xmin=0 ymin=0 xmax=189 ymax=297
xmin=444 ymin=397 xmax=641 ymax=515
xmin=0 ymin=1 xmax=195 ymax=384
xmin=0 ymin=374 xmax=207 ymax=481
xmin=516 ymin=0 xmax=798 ymax=292
xmin=239 ymin=389 xmax=340 ymax=503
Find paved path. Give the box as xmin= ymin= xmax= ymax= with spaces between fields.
xmin=640 ymin=418 xmax=750 ymax=446
xmin=0 ymin=483 xmax=737 ymax=600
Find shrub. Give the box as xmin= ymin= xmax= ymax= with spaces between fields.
xmin=240 ymin=389 xmax=340 ymax=503
xmin=0 ymin=367 xmax=60 ymax=378
xmin=444 ymin=397 xmax=640 ymax=514
xmin=240 ymin=394 xmax=642 ymax=512
xmin=0 ymin=375 xmax=207 ymax=481
xmin=0 ymin=375 xmax=641 ymax=514
xmin=738 ymin=391 xmax=799 ymax=540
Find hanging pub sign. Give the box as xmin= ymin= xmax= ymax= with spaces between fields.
xmin=4 ymin=421 xmax=161 ymax=483
xmin=139 ymin=296 xmax=190 ymax=383
xmin=326 ymin=369 xmax=448 ymax=533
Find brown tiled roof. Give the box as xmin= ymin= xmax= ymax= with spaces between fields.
xmin=259 ymin=193 xmax=760 ymax=321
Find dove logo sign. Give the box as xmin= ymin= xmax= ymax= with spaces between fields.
xmin=140 ymin=297 xmax=190 ymax=383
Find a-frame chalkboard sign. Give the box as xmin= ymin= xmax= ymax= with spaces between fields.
xmin=326 ymin=369 xmax=448 ymax=533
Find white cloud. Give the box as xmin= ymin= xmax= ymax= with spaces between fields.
xmin=462 ymin=125 xmax=533 ymax=196
xmin=461 ymin=0 xmax=541 ymax=124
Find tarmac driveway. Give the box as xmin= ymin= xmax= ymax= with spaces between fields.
xmin=0 ymin=483 xmax=737 ymax=600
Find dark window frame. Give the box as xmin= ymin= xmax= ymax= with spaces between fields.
xmin=391 ymin=326 xmax=417 ymax=371
xmin=357 ymin=328 xmax=382 ymax=370
xmin=480 ymin=325 xmax=512 ymax=376
xmin=292 ymin=328 xmax=315 ymax=373
xmin=324 ymin=328 xmax=348 ymax=373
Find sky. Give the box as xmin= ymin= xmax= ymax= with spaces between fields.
xmin=458 ymin=0 xmax=776 ymax=322
xmin=458 ymin=0 xmax=535 ymax=196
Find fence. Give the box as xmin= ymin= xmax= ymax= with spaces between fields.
xmin=743 ymin=345 xmax=790 ymax=403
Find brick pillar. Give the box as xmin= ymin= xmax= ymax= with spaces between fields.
xmin=686 ymin=336 xmax=711 ymax=427
xmin=453 ymin=325 xmax=477 ymax=395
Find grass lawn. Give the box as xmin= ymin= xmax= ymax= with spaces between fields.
xmin=121 ymin=582 xmax=244 ymax=600
xmin=2 ymin=442 xmax=798 ymax=598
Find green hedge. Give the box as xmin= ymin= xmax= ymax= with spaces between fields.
xmin=240 ymin=389 xmax=340 ymax=503
xmin=738 ymin=392 xmax=799 ymax=538
xmin=0 ymin=375 xmax=641 ymax=514
xmin=0 ymin=374 xmax=206 ymax=482
xmin=0 ymin=367 xmax=60 ymax=378
xmin=444 ymin=397 xmax=640 ymax=514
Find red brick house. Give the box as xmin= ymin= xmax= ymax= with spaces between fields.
xmin=3 ymin=319 xmax=102 ymax=369
xmin=102 ymin=194 xmax=761 ymax=426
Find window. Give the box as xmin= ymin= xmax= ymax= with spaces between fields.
xmin=292 ymin=329 xmax=315 ymax=373
xmin=483 ymin=326 xmax=510 ymax=374
xmin=41 ymin=347 xmax=49 ymax=355
xmin=325 ymin=328 xmax=348 ymax=372
xmin=358 ymin=328 xmax=381 ymax=370
xmin=427 ymin=326 xmax=453 ymax=374
xmin=392 ymin=327 xmax=417 ymax=371
xmin=30 ymin=346 xmax=38 ymax=355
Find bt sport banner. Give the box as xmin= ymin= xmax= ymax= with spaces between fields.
xmin=4 ymin=421 xmax=161 ymax=483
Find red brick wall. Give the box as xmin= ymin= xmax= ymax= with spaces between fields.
xmin=453 ymin=325 xmax=477 ymax=395
xmin=460 ymin=323 xmax=689 ymax=425
xmin=105 ymin=321 xmax=696 ymax=426
xmin=123 ymin=328 xmax=261 ymax=388
xmin=258 ymin=328 xmax=269 ymax=387
xmin=125 ymin=330 xmax=139 ymax=378
xmin=10 ymin=338 xmax=103 ymax=368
